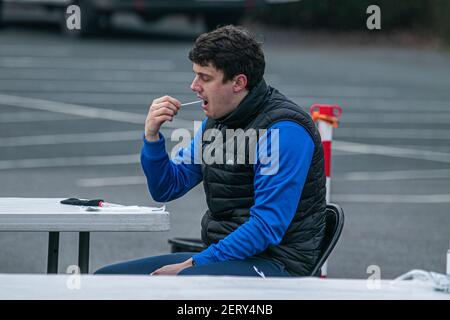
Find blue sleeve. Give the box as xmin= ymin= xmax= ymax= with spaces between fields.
xmin=193 ymin=121 xmax=315 ymax=266
xmin=140 ymin=120 xmax=206 ymax=202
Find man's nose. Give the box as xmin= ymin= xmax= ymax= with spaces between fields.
xmin=190 ymin=77 xmax=200 ymax=92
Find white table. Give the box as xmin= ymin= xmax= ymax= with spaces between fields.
xmin=0 ymin=275 xmax=448 ymax=300
xmin=0 ymin=198 xmax=169 ymax=274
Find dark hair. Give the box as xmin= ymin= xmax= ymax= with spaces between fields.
xmin=188 ymin=25 xmax=265 ymax=91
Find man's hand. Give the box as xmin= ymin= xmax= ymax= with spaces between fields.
xmin=145 ymin=95 xmax=181 ymax=142
xmin=151 ymin=258 xmax=194 ymax=276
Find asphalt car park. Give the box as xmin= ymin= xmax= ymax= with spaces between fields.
xmin=0 ymin=11 xmax=449 ymax=279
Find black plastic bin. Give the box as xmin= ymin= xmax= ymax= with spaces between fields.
xmin=168 ymin=238 xmax=205 ymax=253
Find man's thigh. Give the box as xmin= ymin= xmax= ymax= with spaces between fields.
xmin=94 ymin=252 xmax=195 ymax=275
xmin=179 ymin=257 xmax=292 ymax=277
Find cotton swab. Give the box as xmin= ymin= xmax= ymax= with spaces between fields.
xmin=180 ymin=100 xmax=202 ymax=107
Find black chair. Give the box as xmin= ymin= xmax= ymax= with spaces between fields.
xmin=168 ymin=203 xmax=344 ymax=277
xmin=309 ymin=203 xmax=345 ymax=277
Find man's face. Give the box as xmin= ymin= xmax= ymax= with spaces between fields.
xmin=190 ymin=63 xmax=238 ymax=119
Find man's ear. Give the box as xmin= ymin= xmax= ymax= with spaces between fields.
xmin=233 ymin=74 xmax=248 ymax=93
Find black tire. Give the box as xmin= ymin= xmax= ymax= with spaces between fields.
xmin=204 ymin=12 xmax=243 ymax=31
xmin=61 ymin=1 xmax=99 ymax=38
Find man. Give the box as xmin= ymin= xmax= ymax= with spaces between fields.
xmin=95 ymin=25 xmax=326 ymax=277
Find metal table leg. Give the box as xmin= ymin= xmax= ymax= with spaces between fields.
xmin=47 ymin=232 xmax=59 ymax=274
xmin=78 ymin=232 xmax=90 ymax=274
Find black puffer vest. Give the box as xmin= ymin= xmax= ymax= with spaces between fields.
xmin=200 ymin=79 xmax=326 ymax=276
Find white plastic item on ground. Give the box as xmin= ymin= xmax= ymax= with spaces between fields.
xmin=392 ymin=269 xmax=450 ymax=293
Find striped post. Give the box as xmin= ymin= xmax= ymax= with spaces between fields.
xmin=310 ymin=104 xmax=343 ymax=278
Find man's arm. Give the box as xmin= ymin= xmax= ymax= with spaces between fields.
xmin=141 ymin=110 xmax=206 ymax=202
xmin=192 ymin=121 xmax=314 ymax=265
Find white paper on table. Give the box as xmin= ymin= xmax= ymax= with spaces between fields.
xmin=83 ymin=204 xmax=166 ymax=214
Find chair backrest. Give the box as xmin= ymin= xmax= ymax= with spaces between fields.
xmin=309 ymin=203 xmax=345 ymax=277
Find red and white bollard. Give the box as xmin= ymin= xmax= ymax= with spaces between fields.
xmin=310 ymin=104 xmax=343 ymax=278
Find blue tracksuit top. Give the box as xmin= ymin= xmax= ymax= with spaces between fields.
xmin=141 ymin=119 xmax=314 ymax=266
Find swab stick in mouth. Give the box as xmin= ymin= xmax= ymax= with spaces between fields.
xmin=180 ymin=100 xmax=202 ymax=106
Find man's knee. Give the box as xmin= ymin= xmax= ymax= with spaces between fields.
xmin=94 ymin=265 xmax=118 ymax=275
xmin=93 ymin=267 xmax=109 ymax=275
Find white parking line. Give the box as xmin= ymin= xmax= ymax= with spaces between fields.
xmin=76 ymin=170 xmax=450 ymax=187
xmin=0 ymin=45 xmax=73 ymax=57
xmin=0 ymin=154 xmax=140 ymax=170
xmin=333 ymin=140 xmax=450 ymax=163
xmin=0 ymin=70 xmax=282 ymax=84
xmin=336 ymin=128 xmax=450 ymax=140
xmin=292 ymin=97 xmax=450 ymax=112
xmin=332 ymin=194 xmax=450 ymax=203
xmin=0 ymin=130 xmax=143 ymax=147
xmin=392 ymin=144 xmax=450 ymax=153
xmin=335 ymin=169 xmax=450 ymax=181
xmin=0 ymin=70 xmax=196 ymax=82
xmin=77 ymin=176 xmax=146 ymax=187
xmin=0 ymin=111 xmax=81 ymax=123
xmin=281 ymin=84 xmax=399 ymax=99
xmin=340 ymin=112 xmax=450 ymax=124
xmin=0 ymin=94 xmax=194 ymax=129
xmin=0 ymin=140 xmax=448 ymax=171
xmin=1 ymin=92 xmax=194 ymax=105
xmin=0 ymin=93 xmax=142 ymax=123
xmin=8 ymin=82 xmax=450 ymax=109
xmin=0 ymin=79 xmax=189 ymax=93
xmin=291 ymin=95 xmax=450 ymax=105
xmin=0 ymin=56 xmax=175 ymax=71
